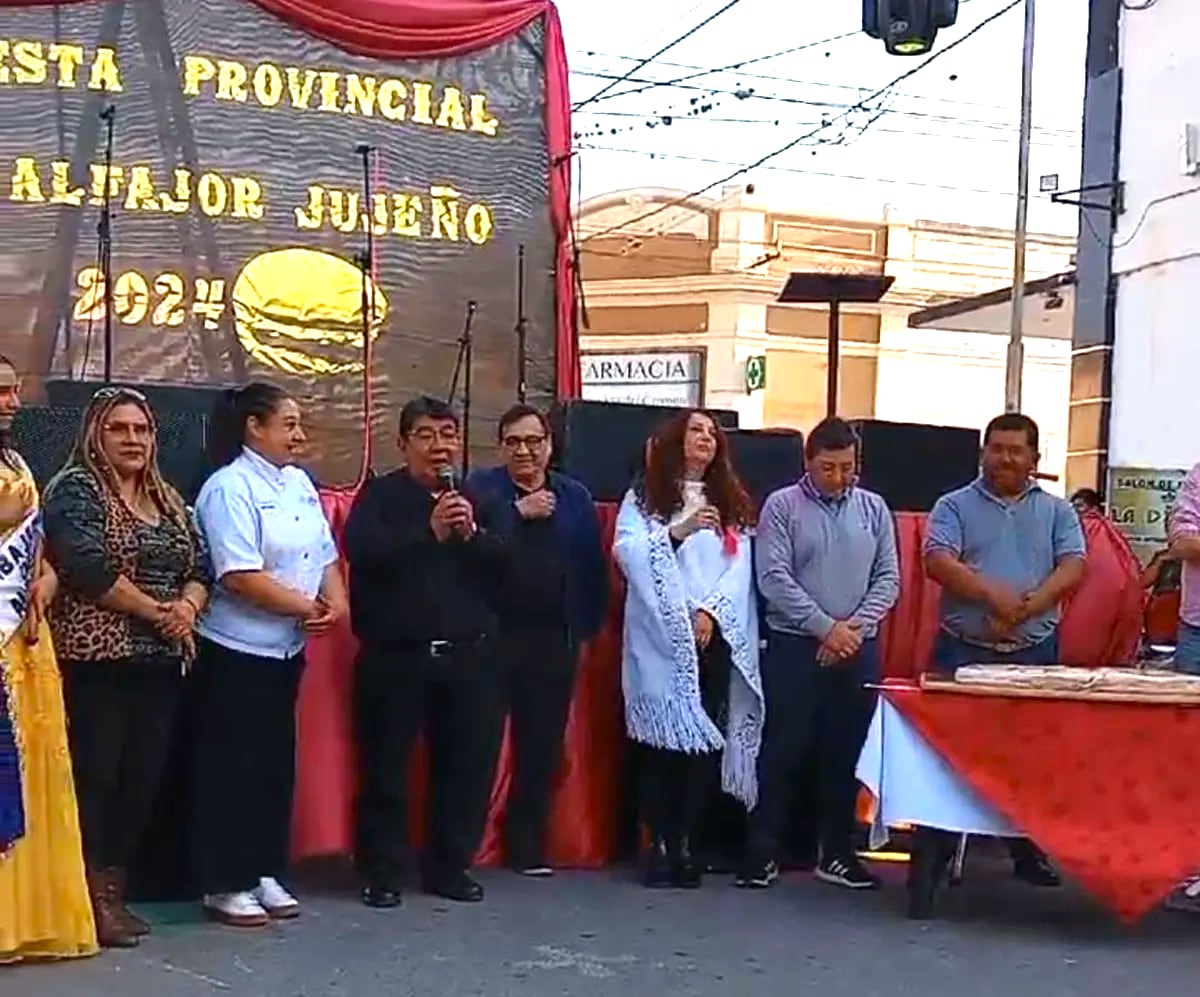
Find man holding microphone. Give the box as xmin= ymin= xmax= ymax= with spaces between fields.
xmin=344 ymin=396 xmax=509 ymax=908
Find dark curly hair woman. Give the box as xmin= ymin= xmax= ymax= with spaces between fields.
xmin=613 ymin=410 xmax=763 ymax=890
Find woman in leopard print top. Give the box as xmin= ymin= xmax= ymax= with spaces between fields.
xmin=42 ymin=386 xmax=210 ymax=950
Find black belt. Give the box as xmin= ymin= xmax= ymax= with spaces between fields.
xmin=422 ymin=635 xmax=487 ymax=659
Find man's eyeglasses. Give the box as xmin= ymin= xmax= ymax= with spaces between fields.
xmin=408 ymin=427 xmax=460 ymax=445
xmin=501 ymin=434 xmax=547 ymax=452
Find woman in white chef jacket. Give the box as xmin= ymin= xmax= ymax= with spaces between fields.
xmin=190 ymin=382 xmax=347 ymax=928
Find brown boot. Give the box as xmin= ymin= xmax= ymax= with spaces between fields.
xmin=107 ymin=868 xmax=150 ymax=937
xmin=86 ymin=867 xmax=140 ymax=948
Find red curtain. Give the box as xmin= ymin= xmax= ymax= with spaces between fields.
xmin=293 ymin=498 xmax=1146 ymax=866
xmin=0 ymin=0 xmax=581 ymax=400
xmin=293 ymin=492 xmax=624 ymax=866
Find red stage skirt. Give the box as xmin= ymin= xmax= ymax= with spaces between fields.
xmin=291 ymin=498 xmax=1145 ymax=867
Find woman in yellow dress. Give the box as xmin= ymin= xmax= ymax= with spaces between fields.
xmin=0 ymin=355 xmax=97 ymax=963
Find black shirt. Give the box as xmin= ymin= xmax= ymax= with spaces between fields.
xmin=496 ymin=483 xmax=567 ymax=624
xmin=342 ymin=468 xmax=508 ymax=648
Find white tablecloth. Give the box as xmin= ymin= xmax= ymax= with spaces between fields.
xmin=856 ymin=698 xmax=1021 ymax=848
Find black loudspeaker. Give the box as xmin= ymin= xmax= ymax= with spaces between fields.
xmin=13 ymin=404 xmax=209 ymax=503
xmin=851 ymin=419 xmax=980 ymax=513
xmin=45 ymin=378 xmax=226 ymax=417
xmin=726 ymin=428 xmax=804 ymax=510
xmin=12 ymin=407 xmax=80 ymax=489
xmin=551 ymin=400 xmax=739 ymax=503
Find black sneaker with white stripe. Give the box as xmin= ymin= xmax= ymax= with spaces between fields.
xmin=735 ymin=858 xmax=779 ymax=889
xmin=814 ymin=854 xmax=881 ymax=890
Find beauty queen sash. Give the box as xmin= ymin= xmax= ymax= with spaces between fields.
xmin=0 ymin=509 xmax=42 ymax=855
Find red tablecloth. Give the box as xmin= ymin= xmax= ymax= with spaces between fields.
xmin=291 ymin=497 xmax=1145 ymax=867
xmin=886 ymin=686 xmax=1200 ymax=922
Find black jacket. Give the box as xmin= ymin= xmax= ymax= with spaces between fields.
xmin=342 ymin=468 xmax=508 ymax=648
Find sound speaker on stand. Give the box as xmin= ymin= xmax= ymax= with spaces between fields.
xmin=851 ymin=419 xmax=980 ymax=513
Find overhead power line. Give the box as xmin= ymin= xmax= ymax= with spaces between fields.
xmin=573 ymin=49 xmax=1066 ymax=121
xmin=577 ymin=143 xmax=1060 ymax=200
xmin=581 ymin=0 xmax=1024 ymax=244
xmin=572 ymin=0 xmax=746 ymax=112
xmin=570 ymin=71 xmax=1080 ymax=137
xmin=577 ymin=29 xmax=861 ymax=104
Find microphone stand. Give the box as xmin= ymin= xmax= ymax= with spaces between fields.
xmin=447 ymin=300 xmax=477 ymax=479
xmin=95 ymin=104 xmax=116 ymax=382
xmin=514 ymin=244 xmax=528 ymax=403
xmin=354 ymin=143 xmax=376 ymax=482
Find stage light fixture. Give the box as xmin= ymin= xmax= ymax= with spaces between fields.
xmin=862 ymin=0 xmax=960 ymax=56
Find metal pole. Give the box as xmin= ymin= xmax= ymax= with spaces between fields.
xmin=826 ymin=298 xmax=840 ymax=418
xmin=1005 ymin=0 xmax=1036 ymax=413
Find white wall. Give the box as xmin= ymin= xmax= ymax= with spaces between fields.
xmin=1109 ymin=0 xmax=1200 ymax=469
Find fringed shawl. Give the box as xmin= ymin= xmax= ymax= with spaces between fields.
xmin=613 ymin=489 xmax=764 ymax=808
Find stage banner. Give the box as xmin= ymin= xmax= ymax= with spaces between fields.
xmin=0 ymin=0 xmax=558 ymax=483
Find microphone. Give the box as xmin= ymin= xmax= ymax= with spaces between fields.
xmin=99 ymin=104 xmax=115 ymax=122
xmin=437 ymin=465 xmax=458 ymax=493
xmin=355 ymin=142 xmax=375 ymax=155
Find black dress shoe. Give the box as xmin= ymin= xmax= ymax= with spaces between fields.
xmin=643 ymin=838 xmax=673 ymax=889
xmin=670 ymin=838 xmax=703 ymax=889
xmin=361 ymin=884 xmax=403 ymax=909
xmin=423 ymin=870 xmax=484 ymax=903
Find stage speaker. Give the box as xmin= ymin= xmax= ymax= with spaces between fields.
xmin=851 ymin=419 xmax=980 ymax=513
xmin=45 ymin=378 xmax=226 ymax=417
xmin=12 ymin=406 xmax=81 ymax=489
xmin=726 ymin=428 xmax=804 ymax=510
xmin=551 ymin=400 xmax=739 ymax=503
xmin=13 ymin=404 xmax=209 ymax=502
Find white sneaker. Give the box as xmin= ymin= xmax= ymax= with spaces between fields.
xmin=255 ymin=877 xmax=301 ymax=919
xmin=202 ymin=891 xmax=270 ymax=927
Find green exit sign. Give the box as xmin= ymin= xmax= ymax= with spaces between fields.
xmin=745 ymin=355 xmax=767 ymax=393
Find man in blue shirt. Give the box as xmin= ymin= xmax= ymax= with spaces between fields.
xmin=924 ymin=412 xmax=1085 ymax=670
xmin=915 ymin=412 xmax=1086 ymax=909
xmin=467 ymin=404 xmax=608 ymax=877
xmin=739 ymin=418 xmax=900 ymax=892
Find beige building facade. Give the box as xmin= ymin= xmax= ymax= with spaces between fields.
xmin=577 ymin=186 xmax=1077 ymax=487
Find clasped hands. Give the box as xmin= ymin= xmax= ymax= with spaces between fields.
xmin=982 ymin=582 xmax=1038 ymax=640
xmin=817 ymin=619 xmax=863 ymax=667
xmin=515 ymin=489 xmax=556 ymax=520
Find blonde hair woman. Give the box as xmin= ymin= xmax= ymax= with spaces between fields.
xmin=43 ymin=386 xmax=209 ymax=949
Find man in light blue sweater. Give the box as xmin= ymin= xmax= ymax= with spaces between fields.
xmin=738 ymin=418 xmax=899 ymax=892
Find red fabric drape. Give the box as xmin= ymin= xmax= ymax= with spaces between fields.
xmin=294 ymin=494 xmax=624 ymax=865
xmin=887 ymin=687 xmax=1200 ymax=922
xmin=294 ymin=498 xmax=1146 ymax=866
xmin=0 ymin=0 xmax=581 ymax=400
xmin=1058 ymin=512 xmax=1146 ymax=666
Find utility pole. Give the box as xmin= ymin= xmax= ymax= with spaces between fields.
xmin=1005 ymin=0 xmax=1036 ymax=412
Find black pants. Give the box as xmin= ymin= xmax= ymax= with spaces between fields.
xmin=60 ymin=656 xmax=182 ymax=871
xmin=189 ymin=638 xmax=304 ymax=895
xmin=638 ymin=638 xmax=730 ymax=844
xmin=497 ymin=621 xmax=576 ymax=865
xmin=354 ymin=640 xmax=503 ymax=886
xmin=748 ymin=631 xmax=879 ymax=862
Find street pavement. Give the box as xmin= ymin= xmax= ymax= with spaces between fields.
xmin=4 ymin=855 xmax=1197 ymax=997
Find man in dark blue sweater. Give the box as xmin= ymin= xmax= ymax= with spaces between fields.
xmin=468 ymin=404 xmax=608 ymax=876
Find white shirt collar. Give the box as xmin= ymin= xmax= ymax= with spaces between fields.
xmin=240 ymin=445 xmax=287 ymax=489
